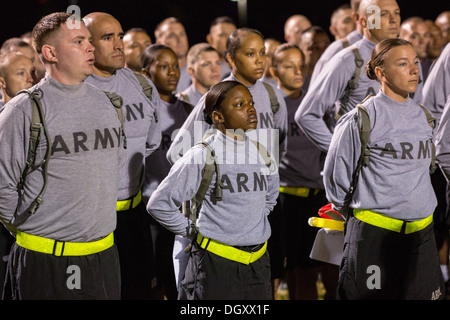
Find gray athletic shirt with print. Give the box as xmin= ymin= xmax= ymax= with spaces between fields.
xmin=148 ymin=130 xmax=279 ymax=246
xmin=310 ymin=30 xmax=363 ymax=86
xmin=86 ymin=68 xmax=162 ymax=200
xmin=324 ymin=91 xmax=436 ymax=220
xmin=422 ymin=42 xmax=450 ymax=125
xmin=295 ymin=36 xmax=380 ymax=152
xmin=0 ymin=75 xmax=126 ymax=242
xmin=279 ymin=91 xmax=323 ymax=189
xmin=167 ymin=74 xmax=288 ymax=165
xmin=435 ymin=97 xmax=450 ymax=180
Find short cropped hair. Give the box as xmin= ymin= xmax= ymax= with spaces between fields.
xmin=0 ymin=37 xmax=32 ymax=54
xmin=186 ymin=43 xmax=218 ymax=67
xmin=154 ymin=17 xmax=183 ymax=40
xmin=32 ymin=12 xmax=72 ymax=54
xmin=210 ymin=16 xmax=236 ymax=28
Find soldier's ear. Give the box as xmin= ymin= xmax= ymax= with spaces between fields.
xmin=41 ymin=44 xmax=57 ymax=63
xmin=212 ymin=110 xmax=224 ymax=124
xmin=374 ymin=66 xmax=385 ymax=82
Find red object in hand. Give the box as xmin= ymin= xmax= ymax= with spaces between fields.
xmin=318 ymin=203 xmax=344 ymax=221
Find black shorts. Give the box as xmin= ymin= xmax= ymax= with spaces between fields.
xmin=338 ymin=216 xmax=445 ymax=300
xmin=178 ymin=240 xmax=272 ymax=300
xmin=281 ymin=191 xmax=328 ymax=269
xmin=4 ymin=242 xmax=120 ymax=300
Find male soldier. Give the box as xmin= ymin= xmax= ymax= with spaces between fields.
xmin=83 ymin=12 xmax=162 ymax=300
xmin=0 ymin=52 xmax=35 ymax=106
xmin=177 ymin=42 xmax=221 ymax=106
xmin=398 ymin=17 xmax=430 ymax=103
xmin=329 ymin=4 xmax=356 ymax=41
xmin=435 ymin=11 xmax=450 ymax=46
xmin=0 ymin=12 xmax=125 ymax=300
xmin=299 ymin=26 xmax=331 ymax=90
xmin=1 ymin=37 xmax=45 ymax=83
xmin=0 ymin=51 xmax=36 ymax=296
xmin=310 ymin=0 xmax=362 ymax=85
xmin=284 ymin=14 xmax=312 ymax=46
xmin=206 ymin=16 xmax=237 ymax=79
xmin=123 ymin=27 xmax=152 ymax=73
xmin=295 ymin=0 xmax=401 ymax=152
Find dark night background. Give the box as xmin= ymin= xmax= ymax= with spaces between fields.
xmin=1 ymin=0 xmax=449 ymax=47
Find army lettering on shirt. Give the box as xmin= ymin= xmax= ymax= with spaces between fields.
xmin=124 ymin=102 xmax=145 ymax=122
xmin=85 ymin=68 xmax=162 ymax=200
xmin=378 ymin=140 xmax=433 ymax=160
xmin=147 ymin=130 xmax=279 ymax=246
xmin=258 ymin=111 xmax=274 ymax=128
xmin=50 ymin=126 xmax=123 ymax=155
xmin=221 ymin=171 xmax=268 ymax=193
xmin=323 ymin=91 xmax=437 ymax=221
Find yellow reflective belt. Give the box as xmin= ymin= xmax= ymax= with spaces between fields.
xmin=197 ymin=234 xmax=267 ymax=265
xmin=279 ymin=186 xmax=320 ymax=198
xmin=353 ymin=209 xmax=433 ymax=234
xmin=116 ymin=190 xmax=142 ymax=211
xmin=16 ymin=231 xmax=114 ymax=256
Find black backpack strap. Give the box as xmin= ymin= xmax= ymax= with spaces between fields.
xmin=104 ymin=91 xmax=127 ymax=149
xmin=342 ymin=104 xmax=371 ymax=219
xmin=262 ymin=82 xmax=280 ymax=114
xmin=335 ymin=46 xmax=364 ymax=120
xmin=17 ymin=88 xmax=52 ymax=215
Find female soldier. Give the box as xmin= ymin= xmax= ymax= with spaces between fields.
xmin=167 ymin=28 xmax=287 ymax=165
xmin=270 ymin=43 xmax=338 ymax=300
xmin=166 ymin=29 xmax=288 ymax=290
xmin=147 ymin=80 xmax=279 ymax=300
xmin=323 ymin=38 xmax=444 ymax=299
xmin=140 ymin=44 xmax=193 ymax=299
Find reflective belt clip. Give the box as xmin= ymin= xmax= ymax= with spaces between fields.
xmin=116 ymin=190 xmax=142 ymax=211
xmin=52 ymin=240 xmax=65 ymax=257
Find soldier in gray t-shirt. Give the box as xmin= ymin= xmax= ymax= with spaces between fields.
xmin=325 ymin=39 xmax=443 ymax=299
xmin=84 ymin=12 xmax=161 ymax=300
xmin=140 ymin=43 xmax=193 ymax=299
xmin=295 ymin=0 xmax=401 ymax=152
xmin=148 ymin=81 xmax=279 ymax=300
xmin=0 ymin=12 xmax=125 ymax=300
